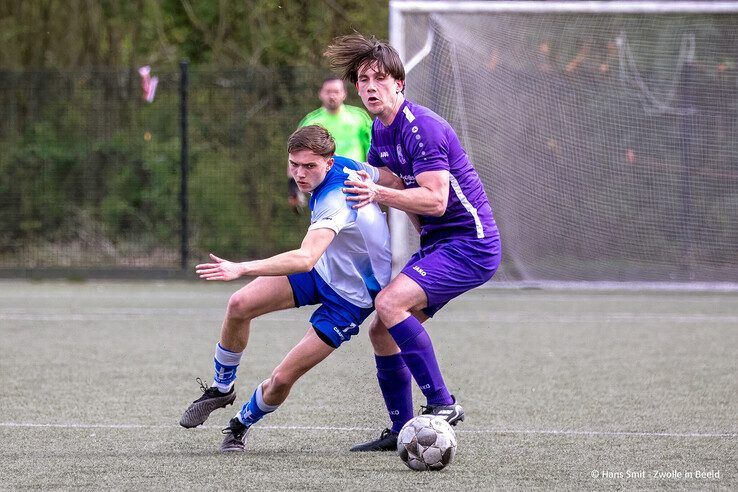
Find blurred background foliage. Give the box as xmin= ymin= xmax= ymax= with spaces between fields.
xmin=0 ymin=0 xmax=388 ymax=68
xmin=0 ymin=1 xmax=387 ymax=268
xmin=0 ymin=2 xmax=736 ymax=276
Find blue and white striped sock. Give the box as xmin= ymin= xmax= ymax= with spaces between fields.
xmin=237 ymin=382 xmax=280 ymax=428
xmin=212 ymin=342 xmax=242 ymax=393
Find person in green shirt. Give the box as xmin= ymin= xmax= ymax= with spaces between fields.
xmin=288 ymin=77 xmax=373 ymax=213
xmin=299 ymin=76 xmax=372 ymax=161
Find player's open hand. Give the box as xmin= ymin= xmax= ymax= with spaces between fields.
xmin=343 ymin=170 xmax=380 ymax=209
xmin=195 ymin=253 xmax=243 ymax=281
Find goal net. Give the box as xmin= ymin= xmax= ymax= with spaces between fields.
xmin=389 ymin=1 xmax=738 ymax=287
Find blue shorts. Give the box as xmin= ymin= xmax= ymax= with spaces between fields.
xmin=401 ymin=235 xmax=501 ymax=317
xmin=288 ymin=269 xmax=375 ymax=349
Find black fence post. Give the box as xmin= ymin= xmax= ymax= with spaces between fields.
xmin=179 ymin=60 xmax=189 ymax=270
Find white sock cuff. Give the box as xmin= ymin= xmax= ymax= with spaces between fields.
xmin=213 ymin=380 xmax=235 ymax=393
xmin=255 ymin=382 xmax=280 ymax=412
xmin=215 ymin=342 xmax=243 ymax=366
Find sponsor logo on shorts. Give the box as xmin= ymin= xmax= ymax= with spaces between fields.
xmin=379 ymin=151 xmax=389 ymax=159
xmin=332 ymin=323 xmax=358 ymax=341
xmin=412 ymin=265 xmax=427 ymax=277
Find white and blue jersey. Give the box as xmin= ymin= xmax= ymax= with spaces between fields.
xmin=287 ymin=155 xmax=391 ymax=348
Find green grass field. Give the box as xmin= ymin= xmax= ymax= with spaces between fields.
xmin=1 ymin=280 xmax=736 ymax=489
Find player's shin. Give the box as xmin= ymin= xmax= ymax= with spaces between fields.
xmin=236 ymin=381 xmax=280 ymax=428
xmin=375 ymin=353 xmax=414 ymax=433
xmin=213 ymin=342 xmax=242 ymax=392
xmin=388 ymin=316 xmax=453 ymax=406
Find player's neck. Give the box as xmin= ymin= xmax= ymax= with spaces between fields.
xmin=378 ymin=94 xmax=405 ymax=127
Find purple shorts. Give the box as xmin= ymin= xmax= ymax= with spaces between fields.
xmin=401 ymin=236 xmax=501 ymax=317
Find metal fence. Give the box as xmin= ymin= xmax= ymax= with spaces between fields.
xmin=0 ymin=64 xmax=341 ymax=275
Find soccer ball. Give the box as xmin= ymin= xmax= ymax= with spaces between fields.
xmin=397 ymin=415 xmax=457 ymax=471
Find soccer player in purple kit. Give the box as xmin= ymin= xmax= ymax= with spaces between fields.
xmin=325 ymin=33 xmax=502 ymax=451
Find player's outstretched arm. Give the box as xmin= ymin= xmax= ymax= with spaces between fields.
xmin=195 ymin=228 xmax=336 ymax=281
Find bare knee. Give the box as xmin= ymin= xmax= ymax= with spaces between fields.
xmin=226 ymin=291 xmax=256 ymax=322
xmin=367 ymin=316 xmax=399 ymax=355
xmin=367 ymin=319 xmax=390 ymax=344
xmin=374 ymin=289 xmax=400 ymax=322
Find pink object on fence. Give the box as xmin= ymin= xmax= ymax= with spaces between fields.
xmin=138 ymin=66 xmax=159 ymax=103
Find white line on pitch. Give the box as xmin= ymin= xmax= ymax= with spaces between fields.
xmin=1 ymin=422 xmax=735 ymax=438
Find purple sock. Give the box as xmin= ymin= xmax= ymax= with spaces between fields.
xmin=375 ymin=354 xmax=414 ymax=434
xmin=388 ymin=316 xmax=453 ymax=406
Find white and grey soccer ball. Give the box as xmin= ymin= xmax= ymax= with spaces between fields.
xmin=397 ymin=415 xmax=457 ymax=471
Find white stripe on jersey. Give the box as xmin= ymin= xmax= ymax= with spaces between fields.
xmin=449 ymin=174 xmax=484 ymax=238
xmin=342 ymin=166 xmax=364 ymax=184
xmin=403 ymin=106 xmax=415 ymax=123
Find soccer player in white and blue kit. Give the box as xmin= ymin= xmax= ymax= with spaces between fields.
xmin=179 ymin=125 xmax=397 ymax=452
xmin=326 ymin=34 xmax=502 ymax=451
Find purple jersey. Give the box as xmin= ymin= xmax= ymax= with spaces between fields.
xmin=367 ymin=100 xmax=498 ymax=245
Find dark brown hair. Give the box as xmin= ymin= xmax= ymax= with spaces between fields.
xmin=288 ymin=125 xmax=336 ymax=158
xmin=324 ymin=33 xmax=405 ymax=85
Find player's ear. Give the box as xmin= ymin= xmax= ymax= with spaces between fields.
xmin=326 ymin=157 xmax=334 ymax=169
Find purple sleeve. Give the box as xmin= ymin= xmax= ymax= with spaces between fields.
xmin=404 ymin=116 xmax=450 ymax=175
xmin=367 ymin=144 xmax=384 ymax=167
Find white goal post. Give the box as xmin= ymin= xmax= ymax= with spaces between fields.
xmin=387 ymin=1 xmax=738 ymax=290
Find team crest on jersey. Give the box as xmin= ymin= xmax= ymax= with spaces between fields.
xmin=396 ymin=144 xmax=406 ymax=165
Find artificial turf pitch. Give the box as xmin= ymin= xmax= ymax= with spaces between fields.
xmin=1 ymin=280 xmax=735 ymax=489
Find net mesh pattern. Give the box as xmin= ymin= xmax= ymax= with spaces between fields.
xmin=397 ymin=12 xmax=738 ymax=282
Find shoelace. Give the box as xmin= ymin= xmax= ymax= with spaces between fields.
xmin=222 ymin=421 xmax=246 ymax=439
xmin=192 ymin=377 xmax=221 ymax=402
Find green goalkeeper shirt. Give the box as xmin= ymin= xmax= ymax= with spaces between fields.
xmin=298 ymin=105 xmax=373 ymax=162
